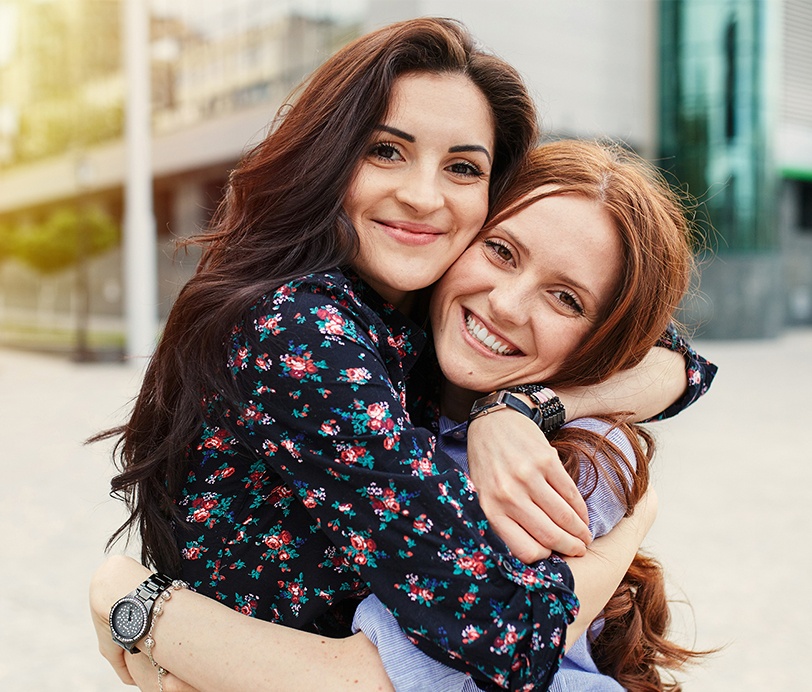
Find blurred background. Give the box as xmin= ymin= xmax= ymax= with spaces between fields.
xmin=1 ymin=1 xmax=811 ymax=690
xmin=1 ymin=0 xmax=811 ymax=358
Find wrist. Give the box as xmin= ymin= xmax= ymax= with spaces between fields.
xmin=91 ymin=556 xmax=150 ymax=616
xmin=504 ymin=384 xmax=566 ymax=434
xmin=552 ymin=388 xmax=584 ymax=422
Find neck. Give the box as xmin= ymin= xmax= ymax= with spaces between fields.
xmin=440 ymin=379 xmax=483 ymax=423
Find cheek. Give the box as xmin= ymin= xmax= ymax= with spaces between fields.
xmin=465 ymin=198 xmax=489 ymax=234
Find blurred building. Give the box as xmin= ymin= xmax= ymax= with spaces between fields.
xmin=1 ymin=0 xmax=810 ymax=343
xmin=0 ymin=0 xmax=361 ymax=341
xmin=369 ymin=0 xmax=812 ymax=337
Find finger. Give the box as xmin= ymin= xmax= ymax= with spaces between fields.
xmin=487 ymin=514 xmax=553 ymax=563
xmin=540 ymin=461 xmax=590 ymax=526
xmin=500 ymin=497 xmax=588 ymax=557
xmin=102 ymin=647 xmax=136 ymax=686
xmin=475 ymin=464 xmax=591 ymax=552
xmin=523 ymin=475 xmax=591 ymax=546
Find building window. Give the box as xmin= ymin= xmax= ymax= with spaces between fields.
xmin=799 ymin=180 xmax=812 ymax=232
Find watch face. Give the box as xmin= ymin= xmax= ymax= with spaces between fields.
xmin=110 ymin=598 xmax=148 ymax=642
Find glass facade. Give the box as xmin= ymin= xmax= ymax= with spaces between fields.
xmin=659 ymin=0 xmax=783 ymax=337
xmin=659 ymin=0 xmax=776 ymax=252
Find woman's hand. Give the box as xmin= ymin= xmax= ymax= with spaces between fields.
xmin=89 ymin=555 xmax=152 ymax=686
xmin=125 ymin=653 xmax=200 ymax=692
xmin=467 ymin=409 xmax=591 ymax=562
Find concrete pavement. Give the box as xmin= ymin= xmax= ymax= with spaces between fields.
xmin=1 ymin=330 xmax=810 ymax=690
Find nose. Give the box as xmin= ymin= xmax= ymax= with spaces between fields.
xmin=488 ymin=281 xmax=532 ymax=327
xmin=394 ymin=164 xmax=444 ymax=215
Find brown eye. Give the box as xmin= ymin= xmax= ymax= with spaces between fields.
xmin=370 ymin=143 xmax=402 ymax=161
xmin=483 ymin=239 xmax=514 ymax=264
xmin=555 ymin=290 xmax=584 ymax=315
xmin=447 ymin=161 xmax=485 ymax=178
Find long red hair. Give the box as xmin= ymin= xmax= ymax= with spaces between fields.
xmin=495 ymin=140 xmax=709 ymax=690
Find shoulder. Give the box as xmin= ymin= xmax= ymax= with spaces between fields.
xmin=252 ymin=269 xmax=364 ymax=310
xmin=240 ymin=270 xmax=381 ymax=331
xmin=562 ymin=417 xmax=636 ymax=471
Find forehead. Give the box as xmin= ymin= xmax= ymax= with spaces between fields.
xmin=383 ymin=72 xmax=495 ymax=140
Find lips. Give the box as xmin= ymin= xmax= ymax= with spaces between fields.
xmin=375 ymin=220 xmax=445 ymax=246
xmin=464 ymin=311 xmax=521 ymax=356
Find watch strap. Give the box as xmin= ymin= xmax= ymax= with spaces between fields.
xmin=469 ymin=390 xmax=543 ymax=427
xmin=473 ymin=386 xmax=567 ymax=436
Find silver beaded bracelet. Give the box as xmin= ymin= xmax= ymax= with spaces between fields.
xmin=143 ymin=579 xmax=189 ymax=692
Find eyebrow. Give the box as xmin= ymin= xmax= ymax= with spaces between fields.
xmin=497 ymin=225 xmax=598 ymax=302
xmin=375 ymin=125 xmax=493 ymax=164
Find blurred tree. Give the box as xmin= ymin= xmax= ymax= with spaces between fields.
xmin=15 ymin=207 xmax=119 ymax=359
xmin=15 ymin=207 xmax=118 ymax=273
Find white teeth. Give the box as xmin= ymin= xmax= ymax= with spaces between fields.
xmin=465 ymin=315 xmax=518 ymax=356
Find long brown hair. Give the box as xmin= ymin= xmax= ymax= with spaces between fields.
xmin=102 ymin=18 xmax=538 ymax=575
xmin=495 ymin=140 xmax=706 ymax=690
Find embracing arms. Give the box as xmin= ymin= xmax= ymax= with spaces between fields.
xmin=91 ymin=490 xmax=654 ymax=692
xmin=467 ymin=326 xmax=715 ymax=562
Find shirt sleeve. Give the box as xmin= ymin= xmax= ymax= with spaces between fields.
xmin=353 ymin=594 xmax=473 ymax=692
xmin=223 ymin=278 xmax=577 ymax=691
xmin=647 ymin=323 xmax=718 ymax=421
xmin=352 ymin=418 xmax=636 ymax=691
xmin=562 ymin=418 xmax=636 ymax=540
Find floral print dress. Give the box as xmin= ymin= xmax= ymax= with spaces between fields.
xmin=176 ymin=270 xmax=577 ymax=691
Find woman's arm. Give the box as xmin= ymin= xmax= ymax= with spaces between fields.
xmin=468 ymin=333 xmax=716 ymax=560
xmin=558 ymin=347 xmax=686 ymax=422
xmin=201 ymin=276 xmax=576 ymax=689
xmin=350 ymin=419 xmax=656 ymax=689
xmin=564 ymin=485 xmax=657 ymax=647
xmin=91 ymin=556 xmax=394 ymax=692
xmin=91 ymin=492 xmax=652 ymax=692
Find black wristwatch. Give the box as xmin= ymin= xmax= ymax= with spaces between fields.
xmin=109 ymin=572 xmax=174 ymax=653
xmin=469 ymin=390 xmax=544 ymax=427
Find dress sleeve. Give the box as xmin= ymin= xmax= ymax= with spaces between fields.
xmin=647 ymin=323 xmax=718 ymax=421
xmin=223 ymin=279 xmax=577 ymax=691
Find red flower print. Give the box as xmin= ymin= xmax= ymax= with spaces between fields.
xmin=281 ymin=354 xmax=318 ymax=380
xmin=321 ymin=421 xmax=338 ymax=435
xmin=366 ymin=403 xmax=386 ymax=419
xmin=340 ymin=446 xmax=365 ymax=465
xmin=456 ymin=551 xmax=487 ymax=576
xmin=344 ymin=367 xmax=368 ymax=382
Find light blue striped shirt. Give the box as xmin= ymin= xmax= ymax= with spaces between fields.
xmin=352 ymin=416 xmax=632 ymax=691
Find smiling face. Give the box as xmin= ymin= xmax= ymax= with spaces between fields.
xmin=430 ymin=189 xmax=623 ymax=412
xmin=344 ymin=71 xmax=496 ymax=307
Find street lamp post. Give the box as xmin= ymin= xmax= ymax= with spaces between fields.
xmin=74 ymin=155 xmax=94 ymax=363
xmin=122 ymin=0 xmax=158 ymax=365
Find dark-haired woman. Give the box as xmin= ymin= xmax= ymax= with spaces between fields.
xmin=94 ymin=18 xmax=713 ymax=691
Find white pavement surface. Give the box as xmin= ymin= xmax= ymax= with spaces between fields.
xmin=1 ymin=331 xmax=810 ymax=691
